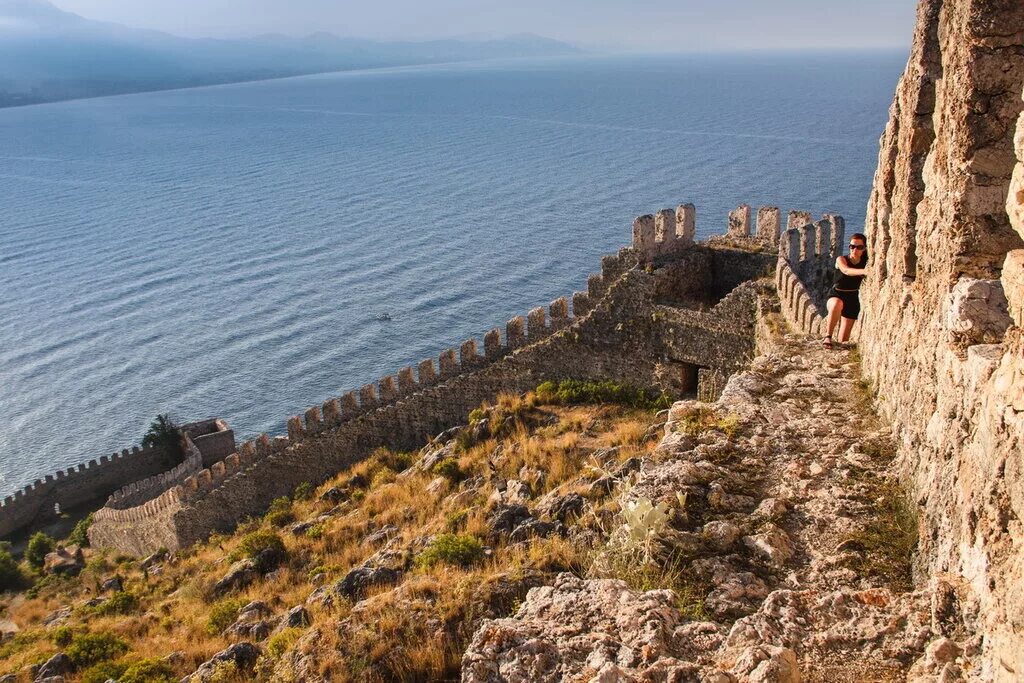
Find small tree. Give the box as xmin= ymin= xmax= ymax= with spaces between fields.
xmin=142 ymin=414 xmax=182 ymax=459
xmin=26 ymin=531 xmax=55 ymax=569
xmin=0 ymin=546 xmax=25 ymax=590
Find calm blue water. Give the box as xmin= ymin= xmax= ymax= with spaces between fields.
xmin=0 ymin=52 xmax=904 ymax=497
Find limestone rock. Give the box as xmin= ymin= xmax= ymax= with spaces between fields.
xmin=211 ymin=559 xmax=259 ymax=596
xmin=185 ymin=642 xmax=261 ymax=682
xmin=336 ymin=565 xmax=400 ymax=600
xmin=43 ymin=547 xmax=84 ymax=576
xmin=35 ymin=653 xmax=72 ymax=679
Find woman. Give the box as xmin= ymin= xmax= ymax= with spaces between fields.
xmin=823 ymin=233 xmax=868 ymax=348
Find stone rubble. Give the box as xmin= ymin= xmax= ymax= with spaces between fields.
xmin=462 ymin=336 xmax=979 ymax=681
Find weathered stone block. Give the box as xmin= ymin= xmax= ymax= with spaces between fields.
xmin=439 ymin=349 xmax=458 ymax=377
xmin=587 ymin=273 xmax=604 ymax=299
xmin=287 ymin=416 xmax=304 ymax=441
xmin=1002 ymin=250 xmax=1024 ymax=327
xmin=655 ymin=208 xmax=676 ymax=254
xmin=460 ymin=339 xmax=479 ymax=367
xmin=799 ymin=224 xmax=815 ymax=262
xmin=322 ymin=398 xmax=340 ymax=425
xmin=506 ymin=316 xmax=525 ymax=348
xmin=341 ymin=392 xmax=359 ymax=415
xmin=825 ymin=214 xmax=846 ymax=258
xmin=527 ymin=307 xmax=547 ymax=340
xmin=781 ymin=228 xmax=800 ymax=263
xmin=814 ymin=219 xmax=829 ymax=258
xmin=632 ymin=214 xmax=656 ymax=258
xmin=676 ymin=204 xmax=696 ymax=245
xmin=359 ymin=384 xmax=378 ymax=408
xmin=397 ymin=367 xmax=416 ymax=393
xmin=757 ymin=206 xmax=781 ymax=246
xmin=379 ymin=376 xmax=399 ymax=402
xmin=304 ymin=406 xmax=322 ymax=433
xmin=549 ymin=297 xmax=569 ymax=327
xmin=946 ymin=277 xmax=1012 ymax=345
xmin=483 ymin=329 xmax=502 ymax=360
xmin=417 ymin=360 xmax=437 ymax=386
xmin=572 ymin=296 xmax=592 ymax=324
xmin=787 ymin=210 xmax=812 ymax=230
xmin=728 ymin=204 xmax=752 ymax=238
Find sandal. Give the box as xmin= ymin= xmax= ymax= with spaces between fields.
xmin=822 ymin=337 xmax=833 ymax=349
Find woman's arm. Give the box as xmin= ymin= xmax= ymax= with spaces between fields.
xmin=835 ymin=256 xmax=867 ymax=276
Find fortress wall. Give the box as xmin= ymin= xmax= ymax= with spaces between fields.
xmin=856 ymin=2 xmax=1024 ymax=677
xmin=87 ymin=206 xmax=786 ymax=556
xmin=0 ymin=443 xmax=177 ymax=541
xmin=105 ymin=436 xmax=203 ymax=510
xmin=772 ymin=212 xmax=846 ymax=337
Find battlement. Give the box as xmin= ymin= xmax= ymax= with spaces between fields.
xmin=83 ymin=200 xmax=841 ymax=556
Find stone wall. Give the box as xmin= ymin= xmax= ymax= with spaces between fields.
xmin=857 ymin=1 xmax=1024 ymax=679
xmin=0 ymin=443 xmax=177 ymax=541
xmin=88 ymin=207 xmax=782 ymax=556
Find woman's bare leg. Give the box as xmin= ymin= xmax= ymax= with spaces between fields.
xmin=838 ymin=317 xmax=855 ymax=343
xmin=825 ymin=297 xmax=843 ymax=338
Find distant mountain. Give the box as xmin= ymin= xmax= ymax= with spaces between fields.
xmin=0 ymin=0 xmax=579 ymax=107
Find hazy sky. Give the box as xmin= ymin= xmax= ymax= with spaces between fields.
xmin=52 ymin=0 xmax=918 ymax=50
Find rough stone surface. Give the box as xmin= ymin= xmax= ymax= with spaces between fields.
xmin=464 ymin=337 xmax=975 ymax=681
xmin=858 ymin=1 xmax=1024 ymax=677
xmin=184 ymin=642 xmax=261 ymax=682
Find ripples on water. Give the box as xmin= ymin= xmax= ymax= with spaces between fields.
xmin=0 ymin=52 xmax=905 ymax=496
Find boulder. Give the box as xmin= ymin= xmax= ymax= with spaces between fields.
xmin=43 ymin=547 xmax=84 ymax=576
xmin=336 ymin=566 xmax=400 ymax=600
xmin=185 ymin=642 xmax=261 ymax=682
xmin=35 ymin=652 xmax=72 ymax=679
xmin=99 ymin=576 xmax=123 ymax=593
xmin=212 ymin=559 xmax=259 ymax=596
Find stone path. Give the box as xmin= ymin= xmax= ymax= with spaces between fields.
xmin=463 ymin=334 xmax=978 ymax=682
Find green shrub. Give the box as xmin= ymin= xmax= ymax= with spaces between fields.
xmin=431 ymin=459 xmax=463 ymax=483
xmin=206 ymin=598 xmax=246 ymax=635
xmin=535 ymin=379 xmax=672 ymax=410
xmin=445 ymin=509 xmax=469 ymax=532
xmin=0 ymin=546 xmax=26 ymax=591
xmin=67 ymin=513 xmax=94 ymax=547
xmin=468 ymin=408 xmax=487 ymax=424
xmin=265 ymin=496 xmax=295 ymax=527
xmin=80 ymin=661 xmax=128 ymax=683
xmin=292 ymin=482 xmax=314 ymax=501
xmin=415 ymin=534 xmax=484 ymax=569
xmin=231 ymin=530 xmax=286 ymax=571
xmin=26 ymin=532 xmax=55 ymax=569
xmin=51 ymin=625 xmax=76 ymax=647
xmin=101 ymin=590 xmax=139 ymax=615
xmin=120 ymin=658 xmax=177 ymax=683
xmin=304 ymin=524 xmax=325 ymax=539
xmin=266 ymin=628 xmax=302 ymax=659
xmin=371 ymin=448 xmax=413 ymax=473
xmin=66 ymin=632 xmax=129 ymax=668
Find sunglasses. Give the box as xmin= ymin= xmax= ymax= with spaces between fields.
xmin=849 ymin=244 xmax=865 ymax=250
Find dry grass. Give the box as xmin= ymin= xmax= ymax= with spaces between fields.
xmin=0 ymin=396 xmax=664 ymax=681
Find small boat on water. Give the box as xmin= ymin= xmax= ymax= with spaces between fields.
xmin=376 ymin=312 xmax=392 ymax=322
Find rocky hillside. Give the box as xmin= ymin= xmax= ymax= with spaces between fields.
xmin=2 ymin=325 xmax=976 ymax=682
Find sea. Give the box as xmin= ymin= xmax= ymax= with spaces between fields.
xmin=0 ymin=51 xmax=905 ymax=497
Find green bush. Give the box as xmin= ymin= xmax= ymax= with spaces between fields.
xmin=25 ymin=532 xmax=55 ymax=569
xmin=266 ymin=628 xmax=302 ymax=659
xmin=120 ymin=659 xmax=177 ymax=683
xmin=51 ymin=625 xmax=76 ymax=647
xmin=535 ymin=379 xmax=673 ymax=410
xmin=265 ymin=496 xmax=295 ymax=527
xmin=415 ymin=534 xmax=485 ymax=569
xmin=431 ymin=459 xmax=463 ymax=483
xmin=206 ymin=598 xmax=246 ymax=635
xmin=371 ymin=448 xmax=413 ymax=473
xmin=231 ymin=530 xmax=286 ymax=571
xmin=80 ymin=661 xmax=128 ymax=683
xmin=0 ymin=546 xmax=26 ymax=591
xmin=96 ymin=590 xmax=139 ymax=616
xmin=65 ymin=632 xmax=129 ymax=668
xmin=292 ymin=481 xmax=314 ymax=501
xmin=67 ymin=513 xmax=94 ymax=547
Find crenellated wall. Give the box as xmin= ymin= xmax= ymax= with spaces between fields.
xmin=773 ymin=213 xmax=846 ymax=336
xmin=0 ymin=443 xmax=178 ymax=541
xmin=87 ymin=204 xmax=789 ymax=556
